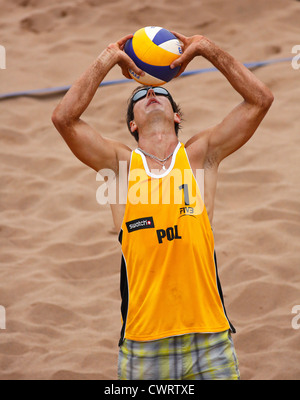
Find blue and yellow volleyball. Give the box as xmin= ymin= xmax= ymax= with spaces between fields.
xmin=124 ymin=26 xmax=182 ymax=86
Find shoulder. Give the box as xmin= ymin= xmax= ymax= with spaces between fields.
xmin=184 ymin=128 xmax=218 ymax=169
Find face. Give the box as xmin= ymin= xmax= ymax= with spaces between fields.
xmin=129 ymin=87 xmax=181 ymax=134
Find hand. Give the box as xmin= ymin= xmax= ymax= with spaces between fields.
xmin=105 ymin=34 xmax=144 ymax=79
xmin=170 ymin=32 xmax=206 ymax=77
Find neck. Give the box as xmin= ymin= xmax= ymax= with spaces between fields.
xmin=138 ymin=132 xmax=179 ymax=160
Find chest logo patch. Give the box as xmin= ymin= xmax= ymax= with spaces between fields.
xmin=126 ymin=217 xmax=155 ymax=233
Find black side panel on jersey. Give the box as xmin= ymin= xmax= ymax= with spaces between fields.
xmin=119 ymin=229 xmax=128 ymax=346
xmin=214 ymin=251 xmax=236 ymax=334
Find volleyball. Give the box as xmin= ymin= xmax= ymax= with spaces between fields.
xmin=124 ymin=26 xmax=183 ymax=86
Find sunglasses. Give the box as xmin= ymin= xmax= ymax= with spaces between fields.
xmin=131 ymin=87 xmax=171 ymax=104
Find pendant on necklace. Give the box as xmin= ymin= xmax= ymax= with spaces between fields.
xmin=162 ymin=165 xmax=166 ymax=170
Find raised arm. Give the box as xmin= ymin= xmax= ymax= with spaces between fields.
xmin=171 ymin=33 xmax=274 ymax=165
xmin=51 ymin=35 xmax=144 ymax=172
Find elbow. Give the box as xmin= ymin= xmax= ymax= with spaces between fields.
xmin=260 ymin=88 xmax=274 ymax=111
xmin=265 ymin=90 xmax=274 ymax=109
xmin=247 ymin=87 xmax=274 ymax=112
xmin=51 ymin=106 xmax=70 ymax=131
xmin=51 ymin=107 xmax=62 ymax=129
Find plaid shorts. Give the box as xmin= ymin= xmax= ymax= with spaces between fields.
xmin=118 ymin=330 xmax=240 ymax=380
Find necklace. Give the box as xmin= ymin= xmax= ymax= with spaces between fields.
xmin=137 ymin=147 xmax=174 ymax=170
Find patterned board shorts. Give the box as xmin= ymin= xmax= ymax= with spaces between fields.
xmin=118 ymin=330 xmax=240 ymax=380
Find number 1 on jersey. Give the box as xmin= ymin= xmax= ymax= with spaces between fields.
xmin=179 ymin=184 xmax=190 ymax=206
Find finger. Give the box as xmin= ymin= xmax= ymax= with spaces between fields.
xmin=121 ymin=68 xmax=133 ymax=80
xmin=170 ymin=30 xmax=187 ymax=43
xmin=117 ymin=34 xmax=133 ymax=47
xmin=119 ymin=53 xmax=144 ymax=77
xmin=126 ymin=59 xmax=144 ymax=77
xmin=170 ymin=54 xmax=186 ymax=69
xmin=174 ymin=64 xmax=187 ymax=78
xmin=119 ymin=42 xmax=126 ymax=51
xmin=171 ymin=60 xmax=188 ymax=78
xmin=127 ymin=65 xmax=145 ymax=78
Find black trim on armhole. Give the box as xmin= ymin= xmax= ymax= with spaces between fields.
xmin=118 ymin=229 xmax=128 ymax=346
xmin=214 ymin=251 xmax=236 ymax=334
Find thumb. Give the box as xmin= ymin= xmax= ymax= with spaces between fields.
xmin=127 ymin=58 xmax=145 ymax=77
xmin=118 ymin=52 xmax=145 ymax=78
xmin=171 ymin=49 xmax=194 ymax=74
xmin=170 ymin=57 xmax=182 ymax=70
xmin=170 ymin=53 xmax=187 ymax=70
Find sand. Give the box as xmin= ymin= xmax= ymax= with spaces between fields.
xmin=0 ymin=0 xmax=299 ymax=380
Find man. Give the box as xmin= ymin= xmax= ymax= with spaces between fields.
xmin=52 ymin=32 xmax=273 ymax=380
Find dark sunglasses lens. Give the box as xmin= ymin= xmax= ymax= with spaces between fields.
xmin=132 ymin=87 xmax=170 ymax=104
xmin=153 ymin=87 xmax=169 ymax=96
xmin=132 ymin=89 xmax=148 ymax=103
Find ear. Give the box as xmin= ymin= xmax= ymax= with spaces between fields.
xmin=174 ymin=113 xmax=181 ymax=124
xmin=130 ymin=120 xmax=138 ymax=133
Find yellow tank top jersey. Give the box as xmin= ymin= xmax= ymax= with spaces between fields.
xmin=118 ymin=142 xmax=233 ymax=344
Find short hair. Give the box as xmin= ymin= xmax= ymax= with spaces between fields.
xmin=126 ymin=86 xmax=183 ymax=142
